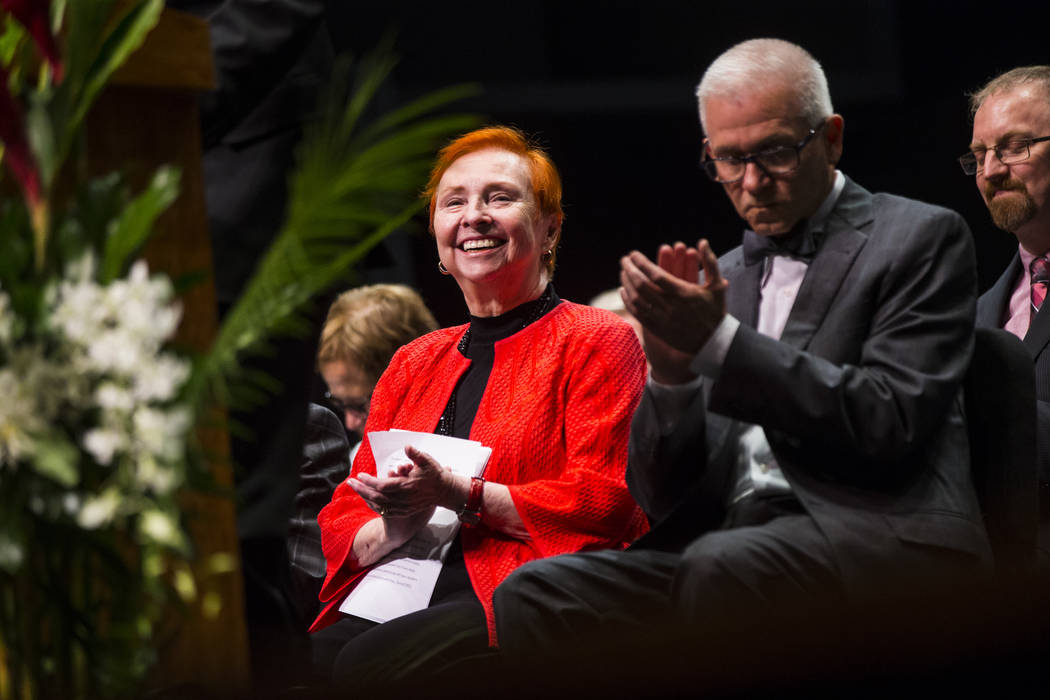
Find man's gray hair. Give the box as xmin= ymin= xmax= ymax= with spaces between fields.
xmin=696 ymin=38 xmax=833 ymax=133
xmin=969 ymin=65 xmax=1050 ymax=117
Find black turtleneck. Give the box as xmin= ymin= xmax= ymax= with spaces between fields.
xmin=438 ymin=284 xmax=560 ymax=439
xmin=429 ymin=284 xmax=560 ymax=582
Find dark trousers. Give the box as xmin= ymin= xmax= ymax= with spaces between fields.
xmin=494 ymin=494 xmax=994 ymax=697
xmin=310 ymin=542 xmax=489 ymax=690
xmin=495 ymin=494 xmax=837 ymax=651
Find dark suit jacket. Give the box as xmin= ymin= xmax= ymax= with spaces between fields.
xmin=168 ymin=0 xmax=333 ymax=306
xmin=288 ymin=403 xmax=350 ymax=624
xmin=977 ymin=255 xmax=1050 ymax=561
xmin=628 ymin=176 xmax=992 ymax=598
xmin=977 ymin=255 xmax=1050 ymax=484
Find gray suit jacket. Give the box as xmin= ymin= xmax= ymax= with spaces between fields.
xmin=977 ymin=255 xmax=1050 ymax=563
xmin=628 ymin=176 xmax=992 ymax=597
xmin=977 ymin=255 xmax=1050 ymax=485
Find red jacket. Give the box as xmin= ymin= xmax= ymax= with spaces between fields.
xmin=311 ymin=301 xmax=649 ymax=643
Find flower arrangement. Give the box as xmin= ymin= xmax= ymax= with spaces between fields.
xmin=0 ymin=254 xmax=194 ymax=699
xmin=9 ymin=251 xmax=193 ymax=497
xmin=0 ymin=2 xmax=203 ymax=696
xmin=1 ymin=252 xmax=192 ymax=525
xmin=0 ymin=1 xmax=476 ymax=698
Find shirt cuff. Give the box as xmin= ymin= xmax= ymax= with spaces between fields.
xmin=689 ymin=314 xmax=740 ymax=378
xmin=646 ymin=373 xmax=705 ymax=435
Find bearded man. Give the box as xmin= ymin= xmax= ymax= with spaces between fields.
xmin=964 ymin=66 xmax=1050 ymax=566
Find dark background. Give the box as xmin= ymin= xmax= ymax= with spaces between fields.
xmin=322 ymin=0 xmax=1050 ymax=326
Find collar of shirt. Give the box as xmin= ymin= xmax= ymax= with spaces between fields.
xmin=1018 ymin=242 xmax=1039 ymax=281
xmin=756 ymin=171 xmax=845 ymax=341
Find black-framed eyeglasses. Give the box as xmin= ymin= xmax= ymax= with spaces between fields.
xmin=958 ymin=135 xmax=1050 ymax=175
xmin=324 ymin=391 xmax=370 ymax=418
xmin=701 ymin=122 xmax=827 ymax=184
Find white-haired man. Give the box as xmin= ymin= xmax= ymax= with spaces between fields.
xmin=494 ymin=38 xmax=991 ymax=674
xmin=966 ymin=66 xmax=1050 ymax=566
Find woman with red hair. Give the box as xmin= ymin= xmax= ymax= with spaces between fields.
xmin=310 ymin=126 xmax=648 ymax=687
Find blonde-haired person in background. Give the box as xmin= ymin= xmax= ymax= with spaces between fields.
xmin=317 ymin=284 xmax=438 ymax=459
xmin=288 ymin=284 xmax=437 ymax=631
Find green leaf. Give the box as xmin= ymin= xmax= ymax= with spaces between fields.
xmin=51 ymin=0 xmax=164 ymax=184
xmin=54 ymin=214 xmax=89 ymax=265
xmin=54 ymin=171 xmax=125 ymax=264
xmin=42 ymin=1 xmax=113 ymax=189
xmin=25 ymin=87 xmax=58 ymax=187
xmin=353 ymin=83 xmax=481 ymax=149
xmin=63 ymin=1 xmax=116 ymax=84
xmin=73 ymin=0 xmax=164 ymax=125
xmin=51 ymin=0 xmax=68 ymax=32
xmin=31 ymin=434 xmax=80 ymax=487
xmin=100 ymin=166 xmax=180 ymax=283
xmin=0 ymin=14 xmax=26 ymax=65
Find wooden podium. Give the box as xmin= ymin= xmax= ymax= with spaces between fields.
xmin=85 ymin=7 xmax=251 ymax=695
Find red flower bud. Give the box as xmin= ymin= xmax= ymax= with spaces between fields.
xmin=1 ymin=0 xmax=63 ymax=82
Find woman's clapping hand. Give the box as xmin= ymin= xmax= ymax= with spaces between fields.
xmin=348 ymin=445 xmax=460 ymax=519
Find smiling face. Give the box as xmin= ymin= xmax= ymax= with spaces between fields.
xmin=432 ymin=148 xmax=558 ymax=315
xmin=703 ymin=84 xmax=842 ymax=236
xmin=971 ymin=85 xmax=1050 ymax=253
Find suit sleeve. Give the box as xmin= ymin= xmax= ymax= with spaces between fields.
xmin=287 ymin=403 xmax=349 ymax=618
xmin=293 ymin=404 xmax=350 ymax=531
xmin=507 ymin=321 xmax=649 ymax=555
xmin=626 ymin=380 xmax=713 ymax=521
xmin=1038 ymin=400 xmax=1050 ymax=484
xmin=710 ymin=207 xmax=976 ymax=478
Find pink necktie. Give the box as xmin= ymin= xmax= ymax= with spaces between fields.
xmin=1032 ymin=254 xmax=1050 ymax=314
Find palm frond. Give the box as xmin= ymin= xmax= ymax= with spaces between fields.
xmin=185 ymin=52 xmax=479 ymax=412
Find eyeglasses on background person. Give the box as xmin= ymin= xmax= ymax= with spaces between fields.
xmin=323 ymin=390 xmax=370 ymax=419
xmin=958 ymin=135 xmax=1050 ymax=175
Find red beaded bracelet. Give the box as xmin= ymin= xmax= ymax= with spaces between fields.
xmin=457 ymin=476 xmax=485 ymax=525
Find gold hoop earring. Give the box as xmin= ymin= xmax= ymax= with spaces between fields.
xmin=542 ymin=249 xmax=553 ymax=262
xmin=438 ymin=260 xmax=450 ymax=275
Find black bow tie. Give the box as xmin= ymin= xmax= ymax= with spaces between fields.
xmin=742 ymin=224 xmax=820 ymax=266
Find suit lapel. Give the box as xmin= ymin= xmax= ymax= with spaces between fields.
xmin=723 ymin=251 xmax=762 ymax=329
xmin=977 ymin=255 xmax=1020 ymax=329
xmin=778 ymin=177 xmax=873 ymax=350
xmin=980 ymin=253 xmax=1048 ymax=359
xmin=1024 ymin=302 xmax=1050 ymax=360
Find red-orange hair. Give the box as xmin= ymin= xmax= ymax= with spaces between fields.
xmin=423 ymin=126 xmax=564 ymax=274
